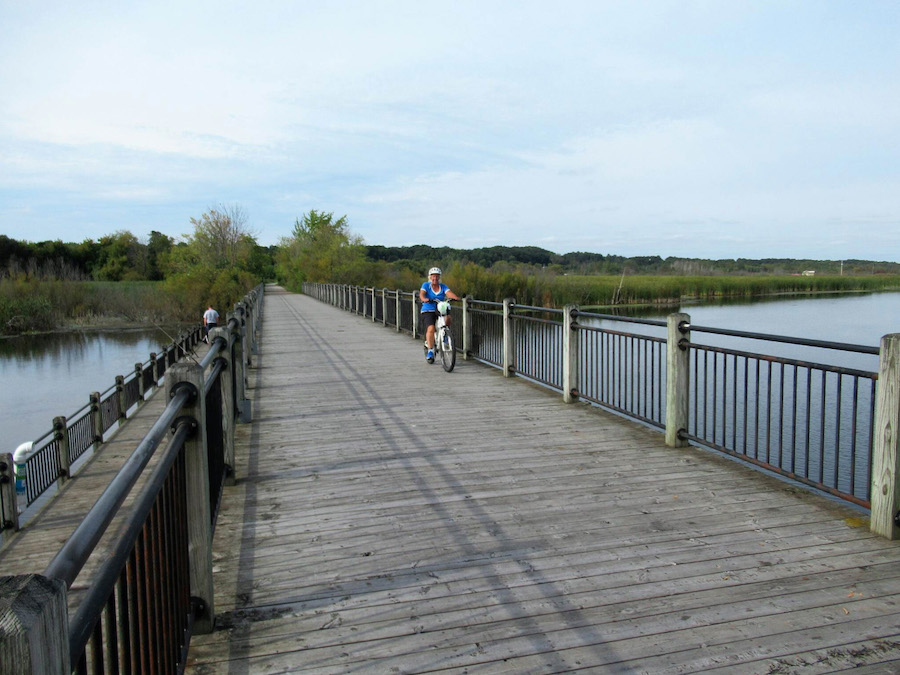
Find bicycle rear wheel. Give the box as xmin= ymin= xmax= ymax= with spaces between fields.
xmin=439 ymin=327 xmax=456 ymax=372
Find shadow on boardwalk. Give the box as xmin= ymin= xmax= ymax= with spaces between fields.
xmin=187 ymin=288 xmax=900 ymax=674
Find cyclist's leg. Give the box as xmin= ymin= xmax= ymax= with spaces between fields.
xmin=422 ymin=312 xmax=437 ymax=349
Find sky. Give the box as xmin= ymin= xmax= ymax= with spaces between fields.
xmin=1 ymin=1 xmax=898 ymax=261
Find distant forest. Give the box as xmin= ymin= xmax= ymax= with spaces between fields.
xmin=2 ymin=232 xmax=897 ymax=281
xmin=366 ymin=244 xmax=900 ymax=276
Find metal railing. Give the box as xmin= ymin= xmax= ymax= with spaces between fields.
xmin=302 ymin=282 xmax=892 ymax=516
xmin=683 ymin=322 xmax=879 ymax=507
xmin=576 ymin=312 xmax=668 ymax=429
xmin=0 ymin=284 xmax=263 ymax=674
xmin=2 ymin=327 xmax=204 ymax=531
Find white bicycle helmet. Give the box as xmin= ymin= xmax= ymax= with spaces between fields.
xmin=428 ymin=267 xmax=442 ymax=276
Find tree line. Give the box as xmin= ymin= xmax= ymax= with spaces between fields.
xmin=6 ymin=205 xmax=898 ymax=335
xmin=274 ymin=212 xmax=900 ymax=308
xmin=365 ymin=245 xmax=900 ymax=277
xmin=1 ymin=206 xmax=276 ymax=334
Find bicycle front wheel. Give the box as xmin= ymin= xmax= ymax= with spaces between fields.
xmin=440 ymin=327 xmax=456 ymax=372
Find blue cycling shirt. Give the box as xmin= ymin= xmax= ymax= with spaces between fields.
xmin=420 ymin=282 xmax=449 ymax=312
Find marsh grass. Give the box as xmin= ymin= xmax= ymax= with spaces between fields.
xmin=442 ymin=264 xmax=900 ymax=308
xmin=0 ymin=280 xmax=192 ymax=335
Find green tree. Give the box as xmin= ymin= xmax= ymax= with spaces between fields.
xmin=189 ymin=205 xmax=254 ymax=269
xmin=276 ymin=210 xmax=370 ymax=288
xmin=94 ymin=231 xmax=146 ymax=281
xmin=146 ymin=230 xmax=173 ymax=280
xmin=163 ymin=206 xmax=261 ymax=320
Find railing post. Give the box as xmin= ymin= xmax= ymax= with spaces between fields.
xmin=164 ymin=362 xmax=215 ymax=633
xmin=236 ymin=301 xmax=251 ymax=370
xmin=0 ymin=453 xmax=19 ymax=532
xmin=395 ymin=290 xmax=402 ymax=332
xmin=563 ymin=305 xmax=579 ymax=403
xmin=249 ymin=293 xmax=260 ymax=356
xmin=503 ymin=298 xmax=515 ymax=378
xmin=666 ymin=313 xmax=691 ymax=448
xmin=382 ymin=289 xmax=388 ymax=326
xmin=871 ymin=333 xmax=900 ymax=539
xmin=462 ymin=296 xmax=472 ymax=360
xmin=230 ymin=316 xmax=251 ymax=424
xmin=0 ymin=575 xmax=70 ymax=674
xmin=209 ymin=327 xmax=236 ymax=485
xmin=53 ymin=416 xmax=70 ymax=484
xmin=371 ymin=287 xmax=377 ymax=322
xmin=135 ymin=363 xmax=145 ymax=401
xmin=89 ymin=392 xmax=102 ymax=444
xmin=115 ymin=376 xmax=127 ymax=420
xmin=150 ymin=352 xmax=159 ymax=384
xmin=412 ymin=294 xmax=419 ymax=340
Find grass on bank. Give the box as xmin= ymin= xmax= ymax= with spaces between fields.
xmin=0 ymin=280 xmax=184 ymax=335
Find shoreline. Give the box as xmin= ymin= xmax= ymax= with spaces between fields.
xmin=1 ymin=318 xmax=194 ymax=340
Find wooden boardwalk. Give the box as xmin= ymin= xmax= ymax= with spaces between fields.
xmin=181 ymin=287 xmax=900 ymax=674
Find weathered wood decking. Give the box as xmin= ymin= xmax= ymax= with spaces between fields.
xmin=185 ymin=288 xmax=900 ymax=673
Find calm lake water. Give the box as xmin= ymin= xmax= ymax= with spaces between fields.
xmin=596 ymin=291 xmax=899 ymax=373
xmin=0 ymin=327 xmax=183 ymax=454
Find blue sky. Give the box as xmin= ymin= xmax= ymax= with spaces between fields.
xmin=1 ymin=1 xmax=898 ymax=260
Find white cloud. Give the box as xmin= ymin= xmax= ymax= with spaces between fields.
xmin=0 ymin=1 xmax=897 ymax=259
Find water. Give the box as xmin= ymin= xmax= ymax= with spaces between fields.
xmin=0 ymin=327 xmax=182 ymax=455
xmin=592 ymin=291 xmax=900 ymax=372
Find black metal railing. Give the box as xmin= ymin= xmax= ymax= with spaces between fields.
xmin=683 ymin=324 xmax=879 ymax=506
xmin=578 ymin=322 xmax=668 ymax=429
xmin=9 ymin=327 xmax=205 ymax=523
xmin=511 ymin=305 xmax=565 ymax=390
xmin=11 ymin=283 xmax=264 ymax=673
xmin=469 ymin=300 xmax=503 ymax=367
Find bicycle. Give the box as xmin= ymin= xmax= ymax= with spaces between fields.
xmin=423 ymin=300 xmax=456 ymax=372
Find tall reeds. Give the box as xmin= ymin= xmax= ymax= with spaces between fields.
xmin=0 ymin=280 xmax=192 ymax=335
xmin=440 ymin=266 xmax=900 ymax=309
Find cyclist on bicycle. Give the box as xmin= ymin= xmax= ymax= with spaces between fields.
xmin=420 ymin=267 xmax=460 ymax=363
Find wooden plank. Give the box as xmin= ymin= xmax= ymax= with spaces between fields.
xmin=186 ymin=289 xmax=900 ymax=673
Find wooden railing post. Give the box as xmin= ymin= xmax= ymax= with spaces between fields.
xmin=164 ymin=362 xmax=215 ymax=633
xmin=232 ymin=315 xmax=252 ymax=424
xmin=462 ymin=296 xmax=472 ymax=360
xmin=150 ymin=352 xmax=159 ymax=384
xmin=371 ymin=287 xmax=377 ymax=322
xmin=89 ymin=392 xmax=102 ymax=445
xmin=503 ymin=298 xmax=515 ymax=378
xmin=135 ymin=363 xmax=145 ymax=401
xmin=209 ymin=327 xmax=236 ymax=485
xmin=412 ymin=294 xmax=419 ymax=340
xmin=53 ymin=416 xmax=70 ymax=484
xmin=871 ymin=333 xmax=900 ymax=539
xmin=666 ymin=313 xmax=691 ymax=448
xmin=563 ymin=305 xmax=579 ymax=403
xmin=0 ymin=453 xmax=19 ymax=532
xmin=395 ymin=289 xmax=402 ymax=332
xmin=115 ymin=375 xmax=126 ymax=420
xmin=0 ymin=575 xmax=69 ymax=674
xmin=382 ymin=289 xmax=388 ymax=326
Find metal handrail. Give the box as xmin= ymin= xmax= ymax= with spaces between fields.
xmin=44 ymin=385 xmax=193 ymax=586
xmin=687 ymin=322 xmax=879 ymax=355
